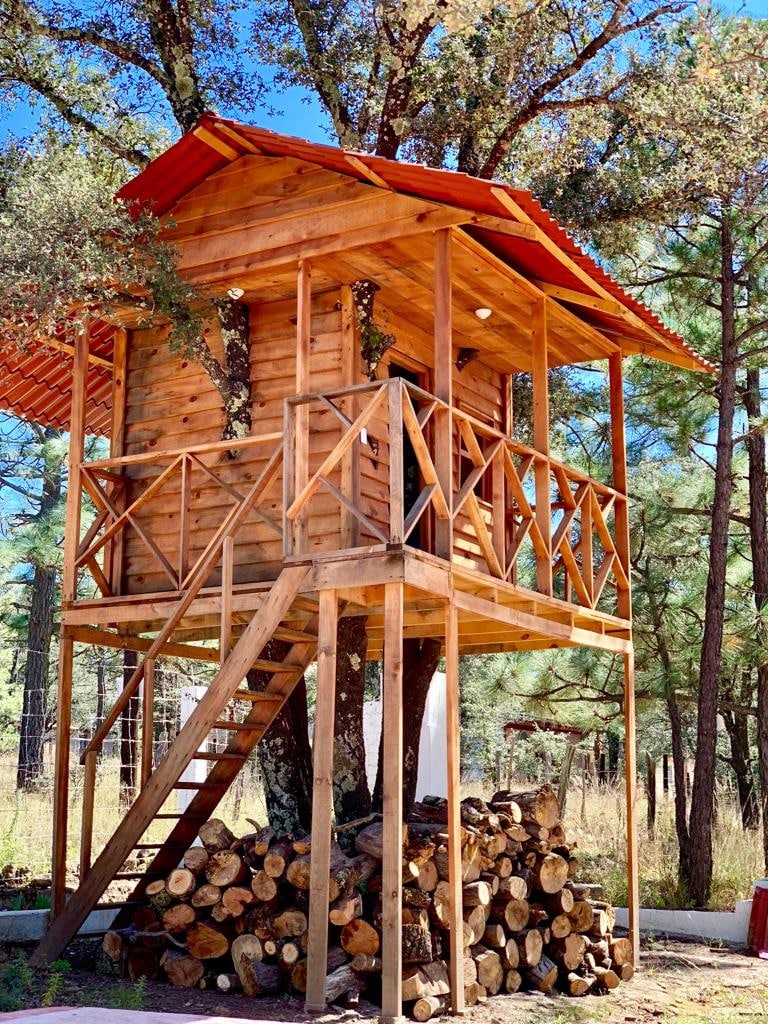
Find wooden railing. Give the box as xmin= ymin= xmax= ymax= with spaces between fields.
xmin=284 ymin=378 xmax=630 ymax=616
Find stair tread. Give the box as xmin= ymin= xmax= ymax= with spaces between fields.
xmin=251 ymin=658 xmax=294 ymax=673
xmin=231 ymin=690 xmax=283 ymax=703
xmin=213 ymin=719 xmax=265 ymax=731
xmin=173 ymin=781 xmax=220 ymax=790
xmin=192 ymin=750 xmax=244 ymax=761
xmin=273 ymin=626 xmax=317 ymax=643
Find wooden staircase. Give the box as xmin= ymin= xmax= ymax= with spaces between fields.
xmin=31 ymin=563 xmax=315 ymax=965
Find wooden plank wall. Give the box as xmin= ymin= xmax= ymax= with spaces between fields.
xmin=119 ymin=152 xmax=509 ymax=594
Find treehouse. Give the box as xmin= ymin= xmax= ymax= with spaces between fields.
xmin=0 ymin=114 xmax=712 ymax=1017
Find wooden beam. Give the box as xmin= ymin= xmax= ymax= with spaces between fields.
xmin=534 ymin=281 xmax=624 ymax=316
xmin=345 ymin=154 xmax=391 ymax=189
xmin=220 ymin=536 xmax=234 ymax=662
xmin=433 ymin=229 xmax=454 ymax=560
xmin=141 ymin=658 xmax=155 ymax=789
xmin=624 ymin=648 xmax=640 ymax=967
xmin=39 ymin=335 xmax=112 ymax=370
xmin=66 ymin=625 xmax=220 ymax=663
xmin=381 ymin=582 xmax=404 ymax=1024
xmin=295 ymin=259 xmax=312 ymax=554
xmin=531 ymin=300 xmax=552 ymax=596
xmin=445 ymin=600 xmax=465 ymax=1016
xmin=609 ymin=352 xmax=632 ymax=621
xmin=192 ymin=125 xmax=240 ymax=161
xmin=305 ymin=589 xmax=338 ymax=1013
xmin=52 ymin=324 xmax=89 ymax=918
xmin=339 ymin=285 xmax=361 ymax=548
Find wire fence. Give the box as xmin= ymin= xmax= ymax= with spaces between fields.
xmin=0 ymin=645 xmax=270 ymax=886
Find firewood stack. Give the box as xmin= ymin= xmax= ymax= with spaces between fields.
xmin=102 ymin=786 xmax=633 ymax=1017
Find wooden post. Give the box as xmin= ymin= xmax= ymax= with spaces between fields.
xmin=295 ymin=259 xmax=312 ymax=556
xmin=220 ymin=535 xmax=234 ymax=662
xmin=609 ymin=352 xmax=632 ymax=620
xmin=179 ymin=454 xmax=191 ymax=584
xmin=445 ymin=601 xmax=465 ymax=1016
xmin=531 ymin=299 xmax=552 ymax=596
xmin=107 ymin=327 xmax=127 ymax=593
xmin=79 ymin=749 xmax=97 ymax=881
xmin=340 ymin=284 xmax=361 ymax=548
xmin=381 ymin=582 xmax=404 ymax=1024
xmin=141 ymin=657 xmax=155 ymax=789
xmin=389 ymin=379 xmax=404 ymax=544
xmin=433 ymin=229 xmax=453 ymax=561
xmin=624 ymin=648 xmax=640 ymax=966
xmin=305 ymin=589 xmax=338 ymax=1013
xmin=52 ymin=324 xmax=89 ymax=917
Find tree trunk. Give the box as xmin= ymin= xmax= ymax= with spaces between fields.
xmin=743 ymin=364 xmax=768 ymax=860
xmin=721 ymin=693 xmax=759 ymax=830
xmin=333 ymin=616 xmax=371 ymax=824
xmin=645 ymin=753 xmax=657 ymax=836
xmin=16 ymin=564 xmax=56 ymax=789
xmin=120 ymin=649 xmax=139 ymax=807
xmin=372 ymin=637 xmax=440 ymax=816
xmin=247 ymin=641 xmax=313 ymax=834
xmin=685 ymin=213 xmax=738 ymax=906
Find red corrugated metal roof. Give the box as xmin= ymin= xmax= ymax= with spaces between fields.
xmin=119 ymin=113 xmax=714 ymax=375
xmin=1 ymin=112 xmax=714 ymax=435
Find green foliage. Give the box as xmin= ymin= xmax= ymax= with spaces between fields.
xmin=0 ymin=954 xmax=34 ymax=1011
xmin=108 ymin=978 xmax=147 ymax=1011
xmin=41 ymin=959 xmax=71 ymax=1007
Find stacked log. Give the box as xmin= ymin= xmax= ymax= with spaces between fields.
xmin=104 ymin=787 xmax=633 ymax=1017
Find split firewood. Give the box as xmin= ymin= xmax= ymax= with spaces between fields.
xmin=160 ymin=950 xmax=204 ymax=988
xmin=523 ymin=953 xmax=558 ymax=992
xmin=198 ymin=819 xmax=235 ymax=853
xmin=183 ymin=847 xmax=210 ymax=875
xmin=263 ymin=836 xmax=295 ymax=877
xmin=205 ymin=850 xmax=246 ymax=887
xmin=329 ymin=889 xmax=363 ymax=926
xmin=472 ymin=947 xmax=503 ymax=994
xmin=565 ymin=971 xmax=593 ymax=996
xmin=186 ymin=921 xmax=230 ymax=959
xmin=609 ymin=937 xmax=633 ymax=965
xmin=162 ymin=903 xmax=196 ymax=934
xmin=251 ymin=869 xmax=278 ymax=902
xmin=402 ymin=922 xmax=432 ymax=964
xmin=402 ymin=960 xmax=450 ymax=1001
xmin=291 ymin=946 xmax=348 ymax=992
xmin=341 ymin=918 xmax=380 ymax=956
xmin=272 ymin=907 xmax=308 ymax=938
xmin=191 ymin=883 xmax=221 ymax=909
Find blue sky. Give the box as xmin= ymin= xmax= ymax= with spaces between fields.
xmin=2 ymin=1 xmax=765 ymax=150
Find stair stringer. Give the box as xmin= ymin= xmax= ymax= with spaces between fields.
xmin=31 ymin=564 xmax=310 ymax=966
xmin=110 ymin=611 xmax=320 ymax=929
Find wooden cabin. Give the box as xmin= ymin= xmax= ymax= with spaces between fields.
xmin=0 ymin=114 xmax=712 ymax=1018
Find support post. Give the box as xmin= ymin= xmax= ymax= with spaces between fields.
xmin=52 ymin=324 xmax=89 ymax=917
xmin=624 ymin=648 xmax=640 ymax=966
xmin=141 ymin=657 xmax=155 ymax=789
xmin=388 ymin=379 xmax=404 ymax=544
xmin=340 ymin=284 xmax=361 ymax=548
xmin=381 ymin=582 xmax=404 ymax=1024
xmin=609 ymin=352 xmax=632 ymax=620
xmin=445 ymin=601 xmax=465 ymax=1015
xmin=433 ymin=229 xmax=453 ymax=560
xmin=531 ymin=299 xmax=552 ymax=596
xmin=305 ymin=589 xmax=338 ymax=1013
xmin=295 ymin=259 xmax=312 ymax=555
xmin=107 ymin=326 xmax=128 ymax=592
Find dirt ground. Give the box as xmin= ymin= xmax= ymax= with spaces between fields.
xmin=0 ymin=938 xmax=765 ymax=1024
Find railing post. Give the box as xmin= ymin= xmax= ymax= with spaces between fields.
xmin=220 ymin=536 xmax=234 ymax=661
xmin=141 ymin=657 xmax=155 ymax=789
xmin=340 ymin=285 xmax=361 ymax=548
xmin=79 ymin=750 xmax=97 ymax=880
xmin=531 ymin=299 xmax=553 ymax=596
xmin=283 ymin=400 xmax=296 ymax=559
xmin=295 ymin=259 xmax=312 ymax=556
xmin=609 ymin=352 xmax=632 ymax=620
xmin=179 ymin=454 xmax=191 ymax=585
xmin=106 ymin=326 xmax=128 ymax=595
xmin=388 ymin=379 xmax=404 ymax=545
xmin=433 ymin=228 xmax=454 ymax=560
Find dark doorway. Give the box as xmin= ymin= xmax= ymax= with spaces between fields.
xmin=389 ymin=362 xmax=425 ymax=549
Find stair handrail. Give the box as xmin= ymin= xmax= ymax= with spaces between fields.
xmin=80 ymin=441 xmax=283 ymax=764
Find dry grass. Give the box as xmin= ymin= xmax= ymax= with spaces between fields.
xmin=563 ymin=782 xmax=763 ymax=911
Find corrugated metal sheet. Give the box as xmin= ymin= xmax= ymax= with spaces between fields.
xmin=1 ymin=112 xmax=714 ymax=435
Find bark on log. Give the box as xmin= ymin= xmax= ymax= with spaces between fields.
xmin=198 ymin=819 xmax=235 ymax=853
xmin=205 ymin=850 xmax=246 ymax=887
xmin=523 ymin=953 xmax=557 ymax=992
